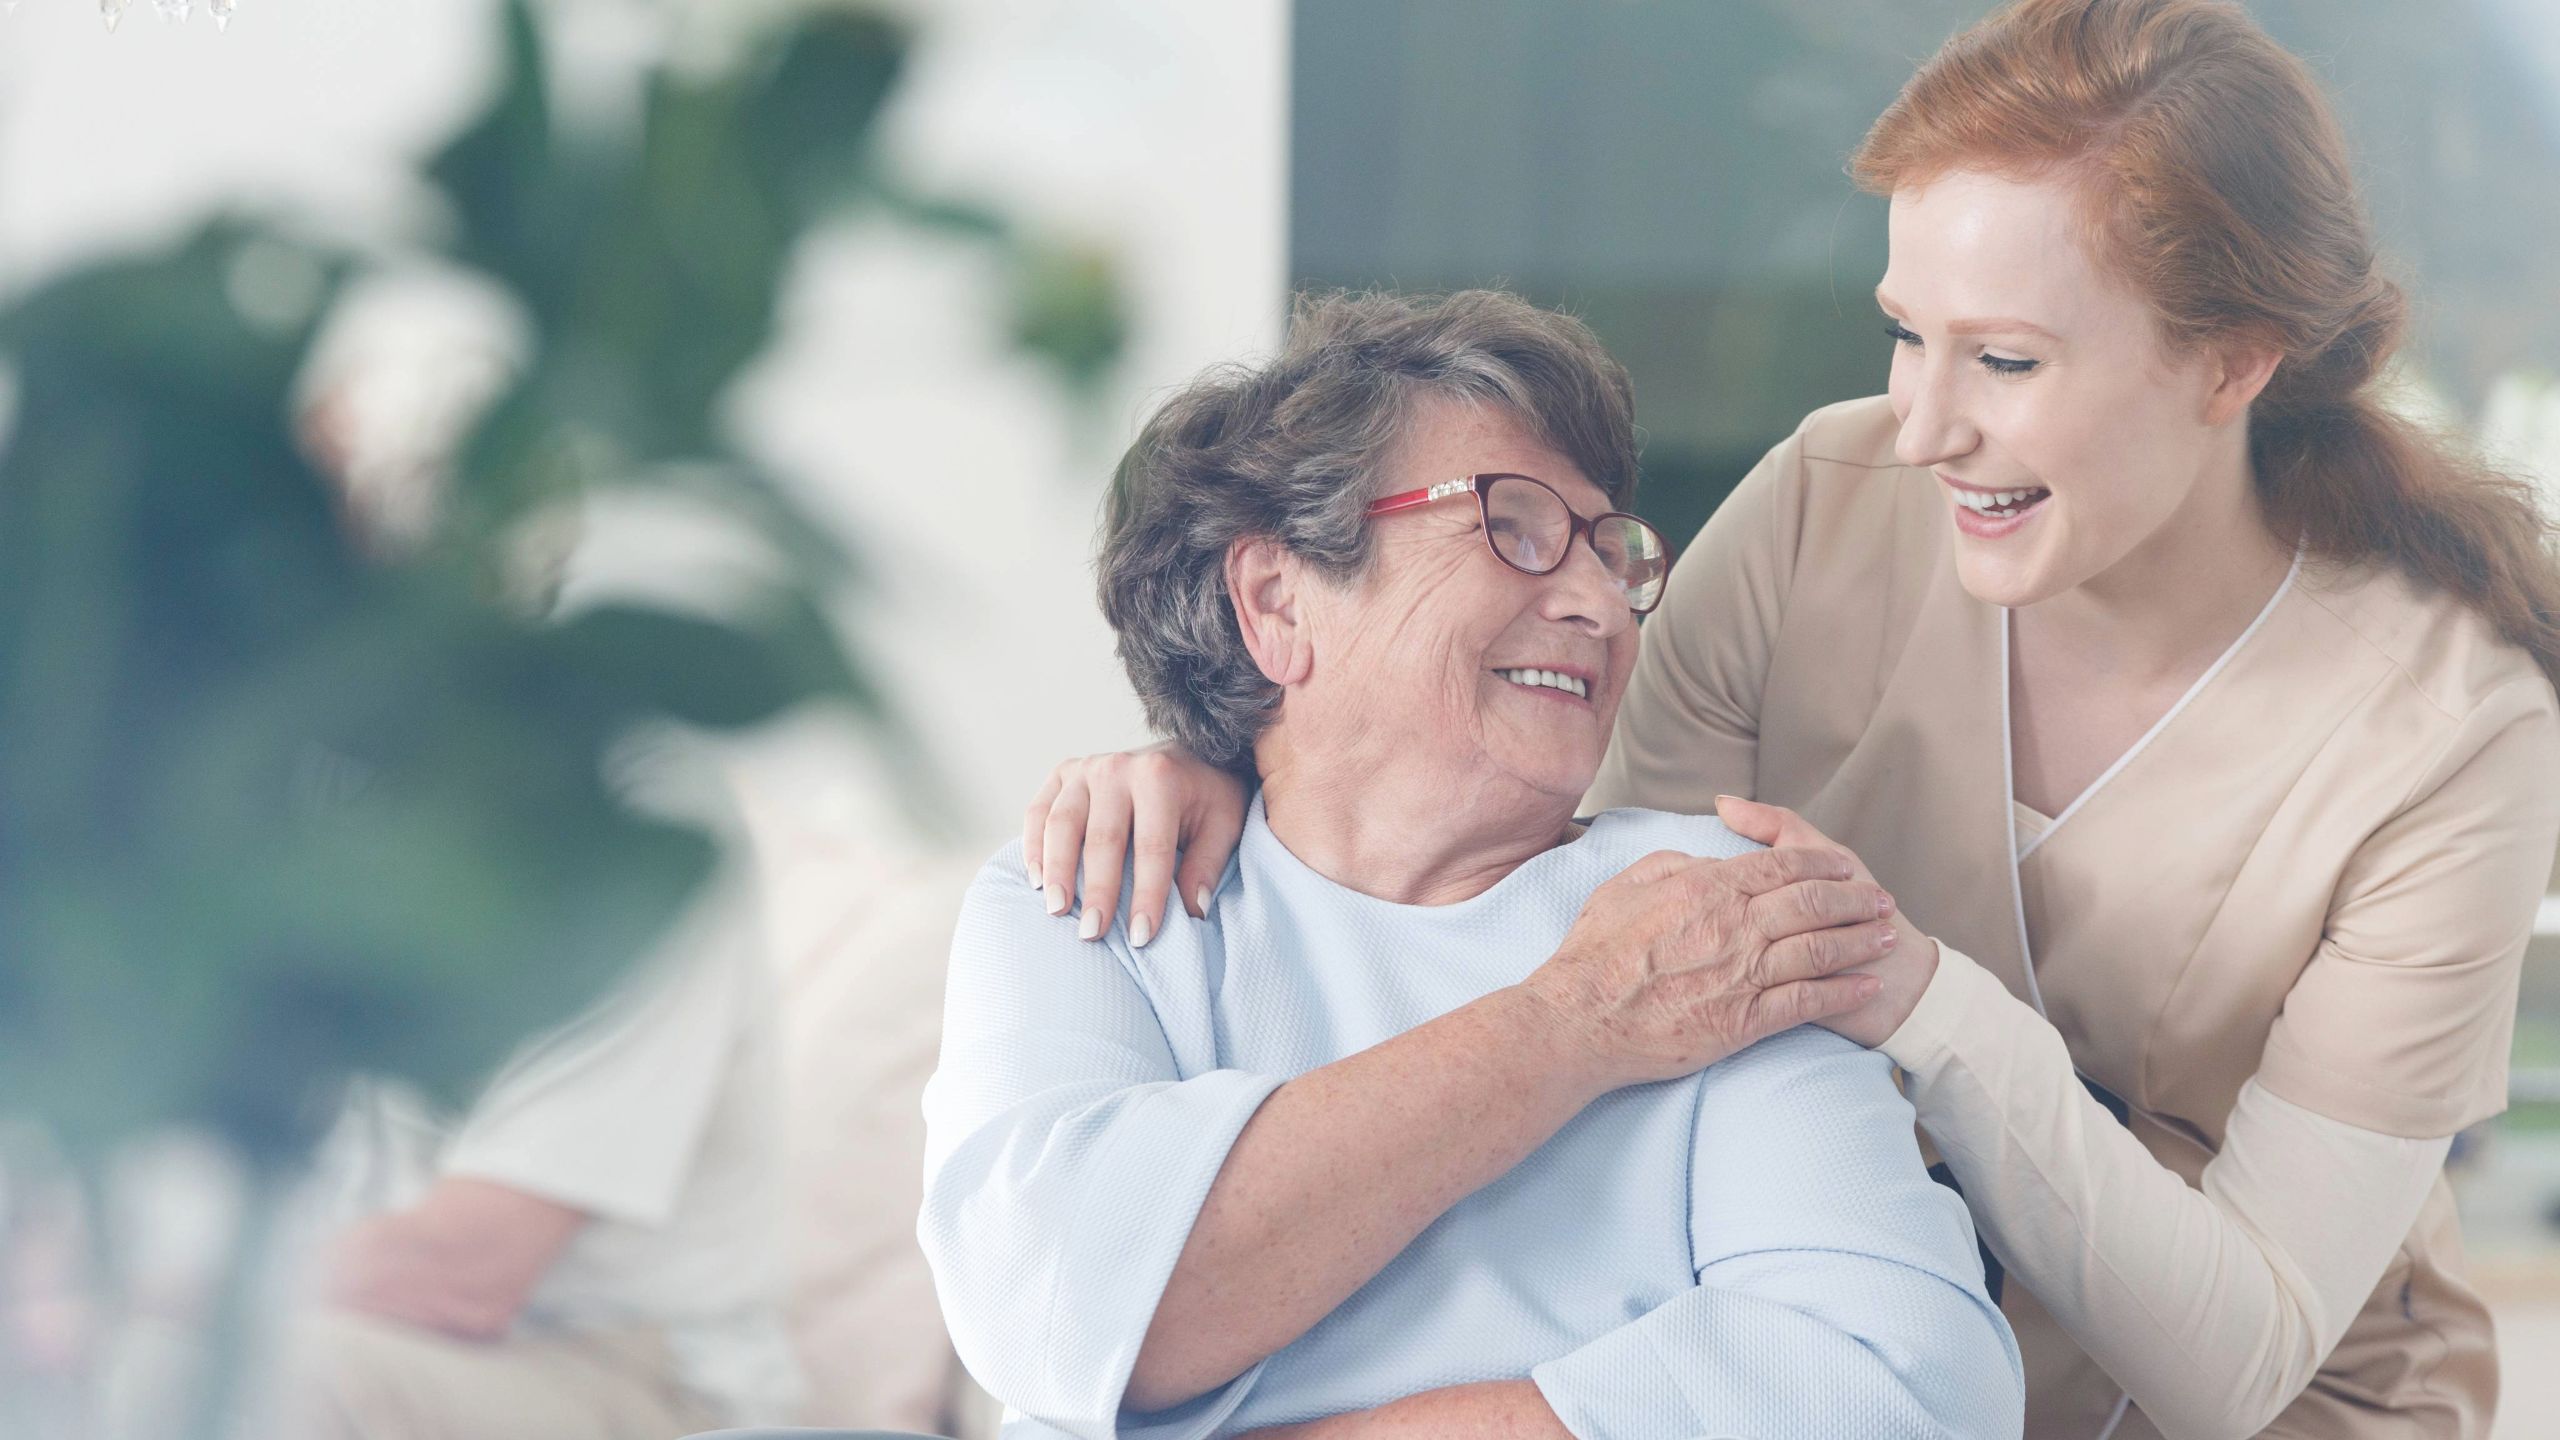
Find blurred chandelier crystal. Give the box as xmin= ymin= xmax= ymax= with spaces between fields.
xmin=81 ymin=0 xmax=242 ymax=31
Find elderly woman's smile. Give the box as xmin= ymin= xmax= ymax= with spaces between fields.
xmin=1491 ymin=668 xmax=1593 ymax=702
xmin=1278 ymin=396 xmax=1643 ymax=820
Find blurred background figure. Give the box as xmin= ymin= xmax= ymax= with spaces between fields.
xmin=277 ymin=759 xmax=797 ymax=1440
xmin=0 ymin=1 xmax=2554 ymax=1438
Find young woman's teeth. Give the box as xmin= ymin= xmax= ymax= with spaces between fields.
xmin=1498 ymin=668 xmax=1587 ymax=700
xmin=1954 ymin=486 xmax=2050 ymax=518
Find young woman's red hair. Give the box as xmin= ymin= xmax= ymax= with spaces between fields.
xmin=1854 ymin=0 xmax=2560 ymax=691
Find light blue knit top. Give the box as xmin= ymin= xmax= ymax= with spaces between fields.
xmin=920 ymin=799 xmax=2024 ymax=1440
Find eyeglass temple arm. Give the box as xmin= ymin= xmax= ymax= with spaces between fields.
xmin=1363 ymin=478 xmax=1479 ymax=516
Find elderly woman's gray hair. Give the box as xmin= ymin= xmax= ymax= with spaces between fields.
xmin=1096 ymin=289 xmax=1640 ymax=774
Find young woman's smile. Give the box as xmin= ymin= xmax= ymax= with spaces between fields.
xmin=1938 ymin=471 xmax=2052 ymax=539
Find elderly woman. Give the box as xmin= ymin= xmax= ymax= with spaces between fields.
xmin=917 ymin=291 xmax=2022 ymax=1440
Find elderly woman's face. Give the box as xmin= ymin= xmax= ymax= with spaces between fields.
xmin=1299 ymin=398 xmax=1638 ymax=806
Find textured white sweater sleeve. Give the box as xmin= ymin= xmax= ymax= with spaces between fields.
xmin=1879 ymin=944 xmax=2449 ymax=1440
xmin=1532 ymin=1028 xmax=2022 ymax=1440
xmin=919 ymin=852 xmax=1283 ymax=1440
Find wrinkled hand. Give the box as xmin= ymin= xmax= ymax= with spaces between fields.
xmin=1517 ymin=844 xmax=1900 ymax=1094
xmin=320 ymin=1180 xmax=586 ymax=1342
xmin=324 ymin=1212 xmax=515 ymax=1341
xmin=1024 ymin=742 xmax=1249 ymax=946
xmin=1712 ymin=796 xmax=1938 ymax=1048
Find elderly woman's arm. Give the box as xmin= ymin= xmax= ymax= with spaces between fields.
xmin=921 ymin=843 xmax=1893 ymax=1439
xmin=919 ymin=849 xmax=1591 ymax=1440
xmin=1235 ymin=1381 xmax=1570 ymax=1440
xmin=1528 ymin=1026 xmax=2021 ymax=1438
xmin=1245 ymin=1031 xmax=2022 ymax=1440
xmin=920 ymin=849 xmax=1270 ymax=1440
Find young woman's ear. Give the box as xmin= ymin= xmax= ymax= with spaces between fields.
xmin=1226 ymin=535 xmax=1314 ymax=687
xmin=2208 ymin=342 xmax=2285 ymax=426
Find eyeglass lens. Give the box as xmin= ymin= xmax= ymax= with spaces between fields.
xmin=1483 ymin=476 xmax=1666 ymax=610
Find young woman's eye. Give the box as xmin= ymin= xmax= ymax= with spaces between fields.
xmin=1978 ymin=352 xmax=2041 ymax=377
xmin=1883 ymin=321 xmax=1921 ymax=348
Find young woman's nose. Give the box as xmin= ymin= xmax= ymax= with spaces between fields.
xmin=1893 ymin=362 xmax=1982 ymax=471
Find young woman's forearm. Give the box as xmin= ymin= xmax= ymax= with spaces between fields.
xmin=1883 ymin=946 xmax=2447 ymax=1440
xmin=1125 ymin=987 xmax=1606 ymax=1413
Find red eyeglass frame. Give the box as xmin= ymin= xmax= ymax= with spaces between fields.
xmin=1363 ymin=472 xmax=1671 ymax=614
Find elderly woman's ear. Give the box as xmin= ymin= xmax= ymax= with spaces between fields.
xmin=1226 ymin=534 xmax=1315 ymax=687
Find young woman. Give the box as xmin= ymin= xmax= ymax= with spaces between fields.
xmin=1024 ymin=2 xmax=2560 ymax=1436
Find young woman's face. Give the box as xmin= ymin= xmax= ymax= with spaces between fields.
xmin=1880 ymin=169 xmax=2239 ymax=608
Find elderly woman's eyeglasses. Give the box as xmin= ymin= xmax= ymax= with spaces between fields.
xmin=1364 ymin=473 xmax=1671 ymax=615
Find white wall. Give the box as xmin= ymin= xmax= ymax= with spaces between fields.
xmin=728 ymin=0 xmax=1292 ymax=853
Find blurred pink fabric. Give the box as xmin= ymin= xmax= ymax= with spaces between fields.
xmin=743 ymin=787 xmax=986 ymax=1436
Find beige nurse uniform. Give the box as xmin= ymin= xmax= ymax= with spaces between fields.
xmin=1586 ymin=396 xmax=2560 ymax=1439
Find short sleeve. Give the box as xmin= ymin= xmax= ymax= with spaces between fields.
xmin=1582 ymin=424 xmax=1804 ymax=818
xmin=2258 ymin=677 xmax=2560 ymax=1137
xmin=440 ymin=870 xmax=757 ymax=1226
xmin=918 ymin=846 xmax=1283 ymax=1440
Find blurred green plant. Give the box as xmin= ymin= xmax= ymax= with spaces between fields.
xmin=0 ymin=0 xmax=1123 ymax=1174
xmin=2 ymin=4 xmax=1125 ymax=1434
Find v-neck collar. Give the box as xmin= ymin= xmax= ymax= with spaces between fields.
xmin=2008 ymin=547 xmax=2302 ymax=865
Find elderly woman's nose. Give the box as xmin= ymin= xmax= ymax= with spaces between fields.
xmin=1542 ymin=540 xmax=1636 ymax=634
xmin=1892 ymin=364 xmax=1979 ymax=471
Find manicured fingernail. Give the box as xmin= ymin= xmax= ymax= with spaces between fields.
xmin=1714 ymin=793 xmax=1740 ymax=805
xmin=1045 ymin=883 xmax=1067 ymax=916
xmin=1879 ymin=927 xmax=1899 ymax=951
xmin=1028 ymin=864 xmax=1042 ymax=889
xmin=1857 ymin=976 xmax=1883 ymax=998
xmin=1876 ymin=893 xmax=1895 ymax=918
xmin=1079 ymin=908 xmax=1104 ymax=941
xmin=1131 ymin=912 xmax=1154 ymax=948
xmin=1194 ymin=886 xmax=1212 ymax=918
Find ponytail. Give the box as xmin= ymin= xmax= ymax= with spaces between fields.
xmin=2254 ymin=397 xmax=2560 ymax=693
